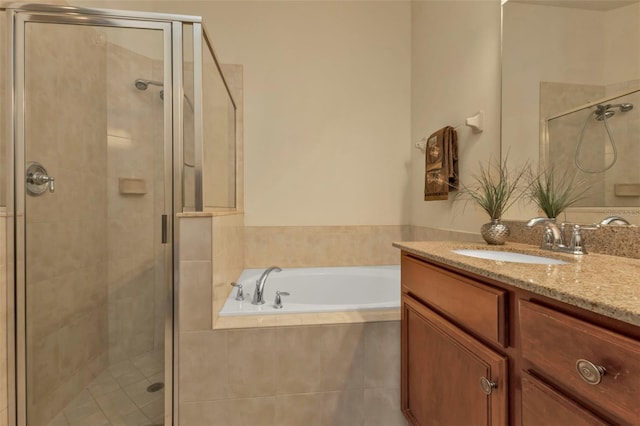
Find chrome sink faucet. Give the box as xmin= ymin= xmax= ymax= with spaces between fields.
xmin=526 ymin=217 xmax=565 ymax=250
xmin=252 ymin=266 xmax=282 ymax=305
xmin=526 ymin=217 xmax=598 ymax=255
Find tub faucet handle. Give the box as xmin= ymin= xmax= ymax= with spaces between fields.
xmin=274 ymin=291 xmax=290 ymax=309
xmin=230 ymin=282 xmax=244 ymax=301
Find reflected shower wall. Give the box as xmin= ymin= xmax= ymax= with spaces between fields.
xmin=543 ymin=81 xmax=640 ymax=208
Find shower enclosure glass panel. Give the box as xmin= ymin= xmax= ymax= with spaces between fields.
xmin=202 ymin=35 xmax=237 ymax=210
xmin=182 ymin=23 xmax=197 ymax=212
xmin=19 ymin=16 xmax=171 ymax=426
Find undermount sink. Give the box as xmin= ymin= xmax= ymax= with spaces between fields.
xmin=451 ymin=249 xmax=569 ymax=265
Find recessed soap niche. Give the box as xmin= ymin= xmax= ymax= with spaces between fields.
xmin=118 ymin=177 xmax=146 ymax=195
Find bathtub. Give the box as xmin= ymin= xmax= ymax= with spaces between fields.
xmin=218 ymin=265 xmax=400 ymax=316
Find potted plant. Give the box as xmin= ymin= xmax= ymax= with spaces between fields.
xmin=527 ymin=165 xmax=588 ymax=220
xmin=458 ymin=157 xmax=528 ymax=245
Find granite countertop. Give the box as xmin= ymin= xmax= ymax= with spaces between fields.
xmin=393 ymin=241 xmax=640 ymax=327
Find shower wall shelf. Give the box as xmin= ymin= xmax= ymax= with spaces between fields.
xmin=415 ymin=110 xmax=483 ymax=152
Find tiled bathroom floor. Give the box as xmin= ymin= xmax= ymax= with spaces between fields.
xmin=46 ymin=349 xmax=165 ymax=426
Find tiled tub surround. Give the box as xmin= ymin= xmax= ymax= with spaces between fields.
xmin=179 ymin=322 xmax=405 ymax=426
xmin=393 ymin=241 xmax=640 ymax=327
xmin=179 ymin=217 xmax=406 ymax=425
xmin=244 ymin=225 xmax=411 ymax=268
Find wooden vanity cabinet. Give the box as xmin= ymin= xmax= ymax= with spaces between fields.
xmin=402 ymin=296 xmax=508 ymax=425
xmin=520 ymin=299 xmax=640 ymax=424
xmin=401 ymin=254 xmax=508 ymax=425
xmin=400 ymin=251 xmax=640 ymax=426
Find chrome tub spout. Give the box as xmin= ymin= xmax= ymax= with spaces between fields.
xmin=252 ymin=266 xmax=282 ymax=305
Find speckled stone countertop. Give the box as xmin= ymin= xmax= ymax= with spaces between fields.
xmin=393 ymin=241 xmax=640 ymax=327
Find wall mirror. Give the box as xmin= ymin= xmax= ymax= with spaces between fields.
xmin=501 ymin=0 xmax=640 ymax=224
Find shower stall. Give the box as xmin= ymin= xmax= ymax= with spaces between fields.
xmin=2 ymin=3 xmax=237 ymax=425
xmin=543 ymin=86 xmax=640 ymax=208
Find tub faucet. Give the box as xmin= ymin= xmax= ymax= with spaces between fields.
xmin=252 ymin=266 xmax=282 ymax=305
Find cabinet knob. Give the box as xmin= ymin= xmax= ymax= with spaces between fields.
xmin=479 ymin=376 xmax=497 ymax=395
xmin=576 ymin=359 xmax=606 ymax=385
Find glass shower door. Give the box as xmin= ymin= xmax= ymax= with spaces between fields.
xmin=16 ymin=14 xmax=173 ymax=426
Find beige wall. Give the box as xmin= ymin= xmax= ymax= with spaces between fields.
xmin=72 ymin=0 xmax=412 ymax=228
xmin=410 ymin=0 xmax=502 ymax=233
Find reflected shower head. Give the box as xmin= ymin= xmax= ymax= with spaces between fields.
xmin=594 ymin=103 xmax=634 ymax=121
xmin=134 ymin=78 xmax=163 ymax=91
xmin=620 ymin=103 xmax=634 ymax=112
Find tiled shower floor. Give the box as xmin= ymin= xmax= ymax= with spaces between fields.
xmin=46 ymin=349 xmax=165 ymax=426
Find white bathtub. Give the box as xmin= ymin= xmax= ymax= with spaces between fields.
xmin=218 ymin=265 xmax=400 ymax=316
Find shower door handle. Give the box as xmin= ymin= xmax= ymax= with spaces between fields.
xmin=26 ymin=162 xmax=55 ymax=195
xmin=161 ymin=214 xmax=168 ymax=244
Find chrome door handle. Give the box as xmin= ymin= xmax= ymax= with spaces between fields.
xmin=26 ymin=162 xmax=55 ymax=195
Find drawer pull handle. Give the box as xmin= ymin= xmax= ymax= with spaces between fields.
xmin=479 ymin=376 xmax=497 ymax=395
xmin=576 ymin=359 xmax=606 ymax=385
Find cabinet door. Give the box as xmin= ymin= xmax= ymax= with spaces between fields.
xmin=521 ymin=372 xmax=609 ymax=426
xmin=401 ymin=295 xmax=508 ymax=426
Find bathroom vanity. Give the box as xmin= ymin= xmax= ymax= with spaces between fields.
xmin=394 ymin=241 xmax=640 ymax=425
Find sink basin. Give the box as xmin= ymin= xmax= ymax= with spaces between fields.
xmin=451 ymin=249 xmax=569 ymax=265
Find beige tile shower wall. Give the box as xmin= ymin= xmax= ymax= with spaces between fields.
xmin=106 ymin=41 xmax=162 ymax=363
xmin=0 ymin=212 xmax=6 ymax=426
xmin=24 ymin=23 xmax=108 ymax=424
xmin=244 ymin=225 xmax=411 ymax=268
xmin=179 ymin=322 xmax=405 ymax=426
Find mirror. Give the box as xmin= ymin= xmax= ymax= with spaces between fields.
xmin=502 ymin=0 xmax=640 ymax=224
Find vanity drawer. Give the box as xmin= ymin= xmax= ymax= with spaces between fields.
xmin=521 ymin=372 xmax=608 ymax=426
xmin=519 ymin=300 xmax=640 ymax=424
xmin=401 ymin=254 xmax=507 ymax=346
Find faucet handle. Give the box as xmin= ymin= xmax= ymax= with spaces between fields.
xmin=569 ymin=224 xmax=600 ymax=254
xmin=230 ymin=282 xmax=244 ymax=301
xmin=274 ymin=291 xmax=290 ymax=309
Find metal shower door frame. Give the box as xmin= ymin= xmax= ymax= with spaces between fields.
xmin=5 ymin=4 xmax=202 ymax=425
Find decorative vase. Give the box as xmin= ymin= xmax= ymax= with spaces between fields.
xmin=481 ymin=219 xmax=510 ymax=245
